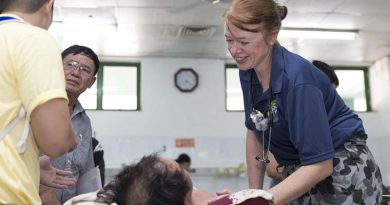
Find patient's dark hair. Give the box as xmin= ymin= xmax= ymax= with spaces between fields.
xmin=1 ymin=0 xmax=49 ymax=13
xmin=313 ymin=60 xmax=339 ymax=87
xmin=96 ymin=154 xmax=192 ymax=205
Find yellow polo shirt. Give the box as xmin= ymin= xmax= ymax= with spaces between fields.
xmin=0 ymin=14 xmax=68 ymax=204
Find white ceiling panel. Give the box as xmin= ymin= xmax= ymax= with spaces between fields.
xmin=282 ymin=13 xmax=330 ymax=28
xmin=51 ymin=0 xmax=390 ymax=64
xmin=57 ymin=7 xmax=116 ymax=24
xmin=116 ymin=0 xmax=174 ymax=7
xmin=284 ymin=0 xmax=345 ymax=13
xmin=320 ymin=13 xmax=364 ymax=30
xmin=55 ymin=0 xmax=116 ymax=8
xmin=116 ymin=8 xmax=172 ymax=24
xmin=337 ymin=0 xmax=390 ymax=15
xmin=116 ymin=7 xmax=226 ymax=26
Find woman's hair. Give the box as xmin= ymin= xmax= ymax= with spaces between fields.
xmin=96 ymin=154 xmax=192 ymax=205
xmin=225 ymin=0 xmax=287 ymax=34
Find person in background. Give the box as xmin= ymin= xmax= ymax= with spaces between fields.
xmin=39 ymin=45 xmax=101 ymax=204
xmin=175 ymin=153 xmax=192 ymax=171
xmin=224 ymin=0 xmax=382 ymax=204
xmin=266 ymin=60 xmax=340 ymax=187
xmin=312 ymin=60 xmax=339 ymax=88
xmin=92 ymin=136 xmax=106 ymax=185
xmin=0 ymin=0 xmax=78 ymax=204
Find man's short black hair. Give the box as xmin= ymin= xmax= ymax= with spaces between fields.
xmin=313 ymin=60 xmax=339 ymax=87
xmin=62 ymin=45 xmax=100 ymax=76
xmin=1 ymin=0 xmax=49 ymax=13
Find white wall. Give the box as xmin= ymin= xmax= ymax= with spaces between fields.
xmin=364 ymin=56 xmax=390 ymax=185
xmin=88 ymin=56 xmax=390 ymax=189
xmin=88 ymin=57 xmax=247 ymax=169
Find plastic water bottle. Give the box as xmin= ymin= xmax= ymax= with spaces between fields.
xmin=64 ymin=134 xmax=82 ymax=173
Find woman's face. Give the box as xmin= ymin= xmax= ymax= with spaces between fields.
xmin=225 ymin=21 xmax=275 ymax=71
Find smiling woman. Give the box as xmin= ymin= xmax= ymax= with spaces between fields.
xmin=223 ymin=0 xmax=382 ymax=204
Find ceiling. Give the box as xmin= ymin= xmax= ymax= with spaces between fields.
xmin=51 ymin=0 xmax=390 ymax=65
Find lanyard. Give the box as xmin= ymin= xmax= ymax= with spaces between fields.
xmin=0 ymin=16 xmax=19 ymax=24
xmin=0 ymin=15 xmax=28 ymax=154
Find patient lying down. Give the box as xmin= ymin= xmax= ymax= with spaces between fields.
xmin=64 ymin=154 xmax=273 ymax=205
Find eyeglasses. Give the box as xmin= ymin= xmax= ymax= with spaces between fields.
xmin=63 ymin=60 xmax=93 ymax=77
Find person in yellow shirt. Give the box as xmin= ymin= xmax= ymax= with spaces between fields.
xmin=0 ymin=0 xmax=78 ymax=204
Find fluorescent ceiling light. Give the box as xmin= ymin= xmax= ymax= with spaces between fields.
xmin=279 ymin=28 xmax=358 ymax=40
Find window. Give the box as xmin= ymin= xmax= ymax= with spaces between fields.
xmin=334 ymin=66 xmax=371 ymax=112
xmin=225 ymin=64 xmax=371 ymax=112
xmin=79 ymin=80 xmax=97 ymax=109
xmin=225 ymin=64 xmax=244 ymax=111
xmin=79 ymin=62 xmax=141 ymax=110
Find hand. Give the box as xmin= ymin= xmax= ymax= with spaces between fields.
xmin=191 ymin=189 xmax=213 ymax=205
xmin=206 ymin=189 xmax=232 ymax=205
xmin=39 ymin=155 xmax=76 ymax=188
xmin=207 ymin=194 xmax=229 ymax=205
xmin=215 ymin=189 xmax=232 ymax=196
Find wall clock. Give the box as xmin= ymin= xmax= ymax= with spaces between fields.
xmin=174 ymin=68 xmax=199 ymax=92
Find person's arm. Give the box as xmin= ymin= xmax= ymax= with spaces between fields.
xmin=246 ymin=129 xmax=265 ymax=189
xmin=39 ymin=184 xmax=60 ymax=205
xmin=266 ymin=153 xmax=284 ymax=182
xmin=31 ymin=98 xmax=78 ymax=158
xmin=269 ymin=158 xmax=333 ymax=205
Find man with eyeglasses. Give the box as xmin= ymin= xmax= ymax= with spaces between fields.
xmin=40 ymin=45 xmax=102 ymax=204
xmin=0 ymin=1 xmax=79 ymax=204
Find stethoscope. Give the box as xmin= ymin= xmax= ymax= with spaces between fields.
xmin=249 ymin=69 xmax=275 ymax=163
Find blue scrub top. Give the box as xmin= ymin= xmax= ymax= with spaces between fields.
xmin=240 ymin=44 xmax=366 ymax=166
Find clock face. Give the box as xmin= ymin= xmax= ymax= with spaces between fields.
xmin=174 ymin=68 xmax=198 ymax=92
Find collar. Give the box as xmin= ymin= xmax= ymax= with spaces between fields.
xmin=71 ymin=100 xmax=85 ymax=118
xmin=269 ymin=43 xmax=285 ymax=94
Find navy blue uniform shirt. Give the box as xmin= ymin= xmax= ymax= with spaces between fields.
xmin=240 ymin=44 xmax=366 ymax=166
